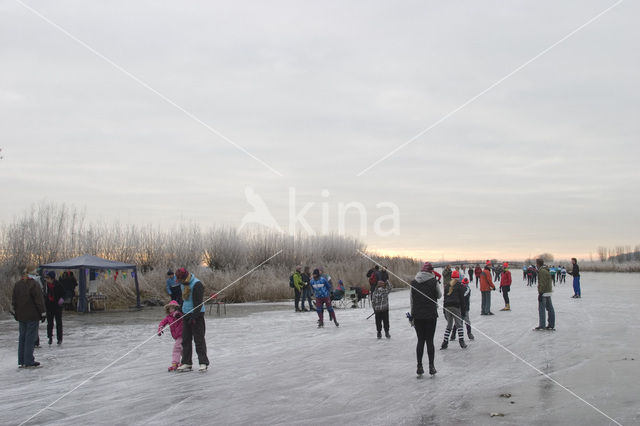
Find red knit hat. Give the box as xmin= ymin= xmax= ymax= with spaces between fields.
xmin=421 ymin=262 xmax=433 ymax=272
xmin=503 ymin=262 xmax=509 ymax=268
xmin=486 ymin=260 xmax=491 ymax=265
xmin=175 ymin=268 xmax=189 ymax=281
xmin=451 ymin=270 xmax=460 ymax=279
xmin=462 ymin=277 xmax=469 ymax=284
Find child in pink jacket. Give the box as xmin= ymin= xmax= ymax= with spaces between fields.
xmin=158 ymin=300 xmax=184 ymax=371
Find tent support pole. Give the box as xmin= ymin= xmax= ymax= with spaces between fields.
xmin=134 ymin=267 xmax=141 ymax=308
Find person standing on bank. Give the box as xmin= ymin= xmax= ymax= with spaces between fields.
xmin=166 ymin=270 xmax=182 ymax=304
xmin=479 ymin=263 xmax=496 ymax=315
xmin=499 ymin=263 xmax=512 ymax=311
xmin=410 ymin=262 xmax=441 ymax=376
xmin=301 ymin=266 xmax=313 ymax=311
xmin=12 ymin=268 xmax=46 ymax=368
xmin=568 ymin=257 xmax=581 ymax=298
xmin=174 ymin=268 xmax=209 ymax=372
xmin=535 ymin=258 xmax=555 ymax=330
xmin=292 ymin=265 xmax=304 ymax=312
xmin=44 ymin=271 xmax=64 ymax=345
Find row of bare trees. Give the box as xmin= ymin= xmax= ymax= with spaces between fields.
xmin=596 ymin=245 xmax=640 ymax=263
xmin=0 ymin=202 xmax=368 ymax=275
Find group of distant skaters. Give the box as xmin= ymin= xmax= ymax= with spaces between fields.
xmin=287 ymin=258 xmax=583 ymax=377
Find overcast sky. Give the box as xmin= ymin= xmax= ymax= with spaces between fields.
xmin=1 ymin=0 xmax=638 ymax=260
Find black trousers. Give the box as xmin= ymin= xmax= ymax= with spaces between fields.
xmin=294 ymin=288 xmax=301 ymax=310
xmin=374 ymin=310 xmax=389 ymax=332
xmin=414 ymin=318 xmax=437 ymax=366
xmin=181 ymin=315 xmax=209 ymax=366
xmin=46 ymin=304 xmax=63 ymax=342
xmin=502 ymin=285 xmax=510 ymax=305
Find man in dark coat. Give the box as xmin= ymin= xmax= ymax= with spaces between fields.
xmin=44 ymin=271 xmax=65 ymax=345
xmin=12 ymin=269 xmax=46 ymax=368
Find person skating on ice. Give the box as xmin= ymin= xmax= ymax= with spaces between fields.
xmin=479 ymin=262 xmax=496 ymax=315
xmin=371 ymin=280 xmax=393 ymax=339
xmin=410 ymin=262 xmax=441 ymax=376
xmin=499 ymin=262 xmax=512 ymax=311
xmin=174 ymin=268 xmax=209 ymax=372
xmin=44 ymin=271 xmax=64 ymax=345
xmin=12 ymin=267 xmax=46 ymax=368
xmin=158 ymin=300 xmax=184 ymax=371
xmin=568 ymin=257 xmax=581 ymax=298
xmin=534 ymin=258 xmax=555 ymax=331
xmin=451 ymin=277 xmax=475 ymax=342
xmin=440 ymin=270 xmax=468 ymax=349
xmin=310 ymin=268 xmax=338 ymax=328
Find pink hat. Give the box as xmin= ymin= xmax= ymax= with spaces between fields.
xmin=421 ymin=262 xmax=433 ymax=272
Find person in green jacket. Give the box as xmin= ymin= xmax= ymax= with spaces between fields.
xmin=292 ymin=266 xmax=304 ymax=312
xmin=535 ymin=258 xmax=555 ymax=331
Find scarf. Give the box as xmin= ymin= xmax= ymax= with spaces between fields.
xmin=47 ymin=281 xmax=55 ymax=302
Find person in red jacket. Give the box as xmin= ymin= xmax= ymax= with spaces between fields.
xmin=479 ymin=263 xmax=496 ymax=315
xmin=474 ymin=265 xmax=482 ymax=288
xmin=499 ymin=262 xmax=512 ymax=311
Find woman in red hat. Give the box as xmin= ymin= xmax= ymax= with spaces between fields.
xmin=441 ymin=270 xmax=468 ymax=350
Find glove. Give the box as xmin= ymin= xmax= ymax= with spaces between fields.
xmin=40 ymin=314 xmax=46 ymax=323
xmin=492 ymin=287 xmax=496 ymax=291
xmin=10 ymin=310 xmax=17 ymax=321
xmin=499 ymin=287 xmax=502 ymax=293
xmin=58 ymin=298 xmax=64 ymax=306
xmin=158 ymin=331 xmax=163 ymax=336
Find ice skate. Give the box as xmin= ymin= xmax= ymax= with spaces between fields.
xmin=176 ymin=364 xmax=192 ymax=372
xmin=440 ymin=340 xmax=448 ymax=350
xmin=416 ymin=363 xmax=424 ymax=376
xmin=466 ymin=325 xmax=475 ymax=340
xmin=198 ymin=364 xmax=208 ymax=372
xmin=429 ymin=364 xmax=437 ymax=375
xmin=168 ymin=363 xmax=179 ymax=372
xmin=459 ymin=339 xmax=467 ymax=349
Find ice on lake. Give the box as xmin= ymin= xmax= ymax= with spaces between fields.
xmin=2 ymin=272 xmax=639 ymax=425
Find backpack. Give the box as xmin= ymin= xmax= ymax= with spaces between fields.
xmin=368 ymin=271 xmax=378 ymax=286
xmin=289 ymin=274 xmax=294 ymax=288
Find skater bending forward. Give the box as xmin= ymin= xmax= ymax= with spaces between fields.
xmin=310 ymin=269 xmax=338 ymax=327
xmin=158 ymin=300 xmax=183 ymax=371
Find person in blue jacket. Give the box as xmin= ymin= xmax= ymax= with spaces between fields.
xmin=310 ymin=269 xmax=338 ymax=328
xmin=175 ymin=268 xmax=209 ymax=372
xmin=166 ymin=270 xmax=182 ymax=304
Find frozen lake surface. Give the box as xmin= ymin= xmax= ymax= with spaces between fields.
xmin=2 ymin=272 xmax=639 ymax=425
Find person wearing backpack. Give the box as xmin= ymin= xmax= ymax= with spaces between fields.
xmin=290 ymin=266 xmax=304 ymax=312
